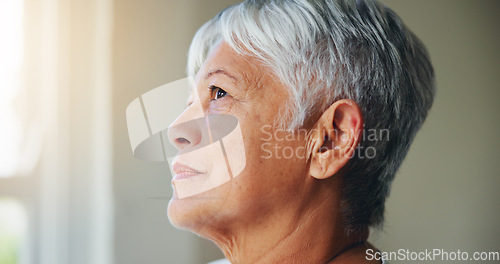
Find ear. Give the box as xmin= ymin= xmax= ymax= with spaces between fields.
xmin=307 ymin=99 xmax=363 ymax=179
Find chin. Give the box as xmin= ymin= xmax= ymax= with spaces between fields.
xmin=167 ymin=197 xmax=193 ymax=229
xmin=167 ymin=183 xmax=231 ymax=231
xmin=167 ymin=195 xmax=209 ymax=230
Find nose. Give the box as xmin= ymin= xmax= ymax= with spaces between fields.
xmin=167 ymin=102 xmax=203 ymax=151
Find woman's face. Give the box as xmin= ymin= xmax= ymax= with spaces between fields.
xmin=167 ymin=42 xmax=311 ymax=233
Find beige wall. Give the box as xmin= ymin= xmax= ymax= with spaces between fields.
xmin=112 ymin=0 xmax=500 ymax=263
xmin=376 ymin=0 xmax=500 ymax=262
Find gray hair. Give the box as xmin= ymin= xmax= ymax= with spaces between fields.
xmin=187 ymin=0 xmax=435 ymax=233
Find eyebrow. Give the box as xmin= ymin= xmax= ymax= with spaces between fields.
xmin=205 ymin=69 xmax=238 ymax=82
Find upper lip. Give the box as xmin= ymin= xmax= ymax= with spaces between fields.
xmin=172 ymin=162 xmax=203 ymax=176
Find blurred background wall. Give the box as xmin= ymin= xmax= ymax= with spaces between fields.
xmin=0 ymin=0 xmax=498 ymax=264
xmin=374 ymin=1 xmax=500 ymax=261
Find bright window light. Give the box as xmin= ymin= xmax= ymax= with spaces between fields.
xmin=0 ymin=0 xmax=24 ymax=177
xmin=0 ymin=198 xmax=27 ymax=264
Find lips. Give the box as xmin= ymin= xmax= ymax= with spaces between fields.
xmin=172 ymin=162 xmax=204 ymax=180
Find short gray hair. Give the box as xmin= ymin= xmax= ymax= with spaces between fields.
xmin=187 ymin=0 xmax=435 ymax=233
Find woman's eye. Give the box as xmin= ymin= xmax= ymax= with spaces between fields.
xmin=209 ymin=85 xmax=228 ymax=100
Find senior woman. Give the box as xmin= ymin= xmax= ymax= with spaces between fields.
xmin=166 ymin=0 xmax=434 ymax=263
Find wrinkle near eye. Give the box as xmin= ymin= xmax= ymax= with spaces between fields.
xmin=239 ymin=73 xmax=266 ymax=102
xmin=207 ymin=99 xmax=235 ymax=115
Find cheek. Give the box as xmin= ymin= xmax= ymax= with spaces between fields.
xmin=238 ymin=129 xmax=308 ymax=190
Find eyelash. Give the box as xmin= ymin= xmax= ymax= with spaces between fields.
xmin=209 ymin=85 xmax=228 ymax=100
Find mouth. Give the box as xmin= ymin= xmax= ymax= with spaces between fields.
xmin=172 ymin=162 xmax=204 ymax=181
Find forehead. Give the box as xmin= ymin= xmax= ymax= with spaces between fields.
xmin=187 ymin=41 xmax=289 ymax=107
xmin=196 ymin=42 xmax=268 ymax=86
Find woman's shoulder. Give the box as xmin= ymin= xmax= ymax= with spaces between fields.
xmin=207 ymin=258 xmax=389 ymax=264
xmin=207 ymin=259 xmax=230 ymax=264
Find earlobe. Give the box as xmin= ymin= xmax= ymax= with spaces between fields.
xmin=307 ymin=99 xmax=363 ymax=180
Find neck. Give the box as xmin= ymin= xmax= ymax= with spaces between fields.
xmin=200 ymin=185 xmax=370 ymax=264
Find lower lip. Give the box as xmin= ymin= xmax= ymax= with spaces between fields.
xmin=172 ymin=172 xmax=204 ymax=181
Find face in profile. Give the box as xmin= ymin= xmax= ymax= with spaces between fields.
xmin=166 ymin=42 xmax=312 ymax=234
